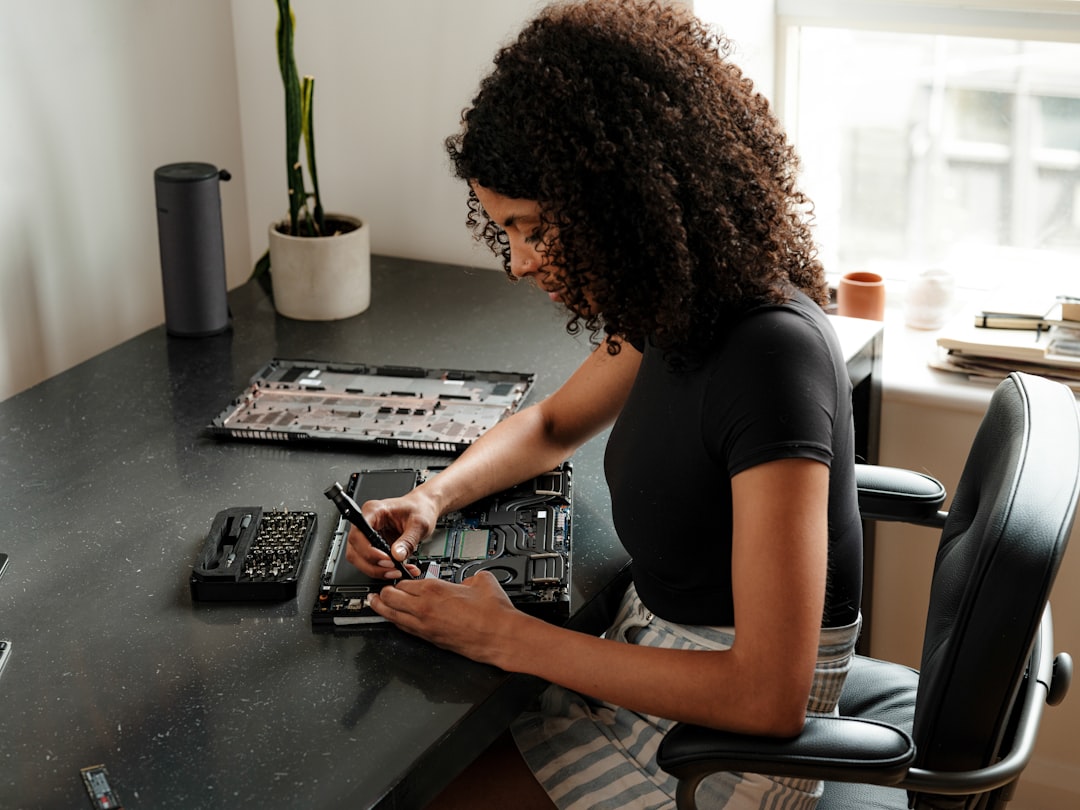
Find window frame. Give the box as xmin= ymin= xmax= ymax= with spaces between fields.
xmin=776 ymin=1 xmax=1080 ymax=129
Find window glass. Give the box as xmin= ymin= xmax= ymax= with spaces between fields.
xmin=788 ymin=27 xmax=1080 ymax=285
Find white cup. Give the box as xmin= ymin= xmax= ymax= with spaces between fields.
xmin=905 ymin=268 xmax=955 ymax=330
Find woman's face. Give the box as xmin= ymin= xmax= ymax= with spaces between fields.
xmin=470 ymin=182 xmax=568 ymax=305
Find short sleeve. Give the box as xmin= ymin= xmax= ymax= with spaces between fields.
xmin=702 ymin=306 xmax=840 ymax=477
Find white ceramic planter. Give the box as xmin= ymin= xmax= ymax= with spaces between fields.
xmin=268 ymin=214 xmax=371 ymax=320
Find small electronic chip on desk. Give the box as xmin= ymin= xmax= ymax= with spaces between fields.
xmin=81 ymin=764 xmax=122 ymax=809
xmin=0 ymin=640 xmax=10 ymax=681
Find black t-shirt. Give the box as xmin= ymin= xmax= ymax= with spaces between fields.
xmin=603 ymin=291 xmax=862 ymax=628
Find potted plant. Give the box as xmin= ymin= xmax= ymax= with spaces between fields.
xmin=253 ymin=0 xmax=371 ymax=320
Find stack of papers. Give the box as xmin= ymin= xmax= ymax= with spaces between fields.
xmin=933 ymin=296 xmax=1080 ymax=392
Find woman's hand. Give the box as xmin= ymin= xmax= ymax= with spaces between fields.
xmin=369 ymin=572 xmax=526 ymax=666
xmin=343 ymin=489 xmax=437 ymax=580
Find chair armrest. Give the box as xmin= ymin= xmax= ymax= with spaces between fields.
xmin=856 ymin=464 xmax=947 ymax=527
xmin=657 ymin=715 xmax=914 ymax=786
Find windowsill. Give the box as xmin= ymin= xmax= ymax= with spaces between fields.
xmin=879 ymin=309 xmax=997 ymax=414
xmin=872 ymin=274 xmax=1078 ymax=414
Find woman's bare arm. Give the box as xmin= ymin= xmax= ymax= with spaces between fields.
xmin=372 ymin=456 xmax=830 ymax=735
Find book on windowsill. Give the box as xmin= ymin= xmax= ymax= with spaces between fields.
xmin=973 ymin=296 xmax=1080 ymax=331
xmin=930 ymin=346 xmax=1080 ymax=393
xmin=937 ymin=318 xmax=1080 ymax=369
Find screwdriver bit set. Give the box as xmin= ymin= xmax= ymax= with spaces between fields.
xmin=191 ymin=507 xmax=317 ymax=601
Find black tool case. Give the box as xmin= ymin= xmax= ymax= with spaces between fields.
xmin=191 ymin=507 xmax=317 ymax=601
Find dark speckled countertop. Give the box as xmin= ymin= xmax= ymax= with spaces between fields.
xmin=0 ymin=256 xmax=629 ymax=810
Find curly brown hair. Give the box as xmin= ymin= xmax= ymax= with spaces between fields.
xmin=446 ymin=0 xmax=826 ymax=364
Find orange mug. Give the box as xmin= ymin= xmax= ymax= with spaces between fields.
xmin=836 ymin=271 xmax=885 ymax=321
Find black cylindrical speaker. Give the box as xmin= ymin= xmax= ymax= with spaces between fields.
xmin=154 ymin=162 xmax=231 ymax=336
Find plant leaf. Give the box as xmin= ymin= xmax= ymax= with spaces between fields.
xmin=301 ymin=75 xmax=325 ymax=235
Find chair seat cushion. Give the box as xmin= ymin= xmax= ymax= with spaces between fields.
xmin=822 ymin=655 xmax=919 ymax=809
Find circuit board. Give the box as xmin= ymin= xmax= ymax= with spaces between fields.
xmin=209 ymin=358 xmax=535 ymax=453
xmin=313 ymin=464 xmax=573 ymax=627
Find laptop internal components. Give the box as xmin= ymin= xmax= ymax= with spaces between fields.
xmin=313 ymin=464 xmax=573 ymax=627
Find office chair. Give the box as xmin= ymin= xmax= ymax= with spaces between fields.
xmin=657 ymin=371 xmax=1080 ymax=810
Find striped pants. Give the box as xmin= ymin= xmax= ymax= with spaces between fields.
xmin=512 ymin=584 xmax=861 ymax=810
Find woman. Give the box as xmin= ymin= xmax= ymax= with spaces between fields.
xmin=345 ymin=1 xmax=863 ymax=807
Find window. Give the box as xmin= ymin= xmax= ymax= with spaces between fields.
xmin=776 ymin=1 xmax=1080 ymax=287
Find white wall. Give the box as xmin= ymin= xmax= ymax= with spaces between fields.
xmin=0 ymin=0 xmax=540 ymax=402
xmin=0 ymin=1 xmax=250 ymax=402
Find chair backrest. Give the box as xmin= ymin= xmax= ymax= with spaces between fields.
xmin=911 ymin=372 xmax=1080 ymax=802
